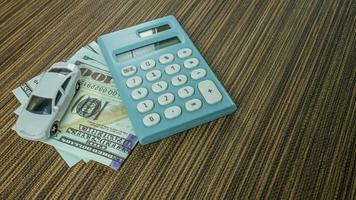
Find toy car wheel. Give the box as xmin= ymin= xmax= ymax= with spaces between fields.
xmin=75 ymin=81 xmax=80 ymax=93
xmin=50 ymin=121 xmax=58 ymax=136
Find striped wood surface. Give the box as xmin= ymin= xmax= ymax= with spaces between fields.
xmin=0 ymin=0 xmax=355 ymax=199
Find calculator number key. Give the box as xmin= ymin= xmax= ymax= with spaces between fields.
xmin=198 ymin=80 xmax=222 ymax=104
xmin=141 ymin=59 xmax=156 ymax=70
xmin=171 ymin=74 xmax=187 ymax=86
xmin=146 ymin=70 xmax=162 ymax=81
xmin=137 ymin=100 xmax=154 ymax=113
xmin=143 ymin=113 xmax=160 ymax=127
xmin=191 ymin=68 xmax=206 ymax=80
xmin=152 ymin=81 xmax=168 ymax=93
xmin=184 ymin=58 xmax=199 ymax=69
xmin=178 ymin=86 xmax=194 ymax=98
xmin=158 ymin=93 xmax=175 ymax=106
xmin=159 ymin=53 xmax=174 ymax=64
xmin=164 ymin=106 xmax=182 ymax=119
xmin=126 ymin=76 xmax=142 ymax=88
xmin=165 ymin=64 xmax=181 ymax=75
xmin=121 ymin=65 xmax=137 ymax=77
xmin=131 ymin=87 xmax=148 ymax=100
xmin=185 ymin=99 xmax=202 ymax=112
xmin=177 ymin=48 xmax=192 ymax=58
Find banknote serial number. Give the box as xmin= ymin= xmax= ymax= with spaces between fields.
xmin=81 ymin=80 xmax=119 ymax=97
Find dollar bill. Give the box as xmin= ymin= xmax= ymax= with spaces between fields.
xmin=12 ymin=49 xmax=137 ymax=170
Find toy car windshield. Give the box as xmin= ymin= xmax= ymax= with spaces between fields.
xmin=26 ymin=95 xmax=52 ymax=115
xmin=48 ymin=68 xmax=72 ymax=75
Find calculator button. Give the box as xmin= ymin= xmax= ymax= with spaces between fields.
xmin=146 ymin=70 xmax=162 ymax=81
xmin=185 ymin=99 xmax=202 ymax=112
xmin=171 ymin=74 xmax=187 ymax=86
xmin=126 ymin=76 xmax=142 ymax=88
xmin=121 ymin=65 xmax=137 ymax=77
xmin=140 ymin=59 xmax=156 ymax=70
xmin=191 ymin=68 xmax=206 ymax=80
xmin=152 ymin=81 xmax=168 ymax=93
xmin=165 ymin=64 xmax=181 ymax=75
xmin=177 ymin=48 xmax=192 ymax=58
xmin=143 ymin=113 xmax=160 ymax=127
xmin=158 ymin=93 xmax=175 ymax=106
xmin=184 ymin=58 xmax=199 ymax=69
xmin=178 ymin=86 xmax=194 ymax=98
xmin=137 ymin=100 xmax=154 ymax=113
xmin=131 ymin=87 xmax=148 ymax=100
xmin=164 ymin=106 xmax=182 ymax=119
xmin=159 ymin=53 xmax=174 ymax=64
xmin=198 ymin=80 xmax=222 ymax=104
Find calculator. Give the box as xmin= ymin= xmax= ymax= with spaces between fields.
xmin=97 ymin=16 xmax=236 ymax=144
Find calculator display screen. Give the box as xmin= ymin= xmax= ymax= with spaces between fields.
xmin=116 ymin=37 xmax=181 ymax=62
xmin=138 ymin=24 xmax=171 ymax=38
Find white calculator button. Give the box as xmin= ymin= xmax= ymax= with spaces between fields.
xmin=164 ymin=106 xmax=182 ymax=119
xmin=185 ymin=99 xmax=202 ymax=112
xmin=159 ymin=53 xmax=174 ymax=64
xmin=191 ymin=68 xmax=206 ymax=80
xmin=126 ymin=76 xmax=142 ymax=88
xmin=140 ymin=59 xmax=156 ymax=70
xmin=177 ymin=48 xmax=192 ymax=58
xmin=178 ymin=86 xmax=194 ymax=98
xmin=152 ymin=81 xmax=168 ymax=93
xmin=158 ymin=93 xmax=175 ymax=106
xmin=143 ymin=113 xmax=160 ymax=127
xmin=146 ymin=70 xmax=162 ymax=81
xmin=121 ymin=65 xmax=137 ymax=77
xmin=184 ymin=58 xmax=199 ymax=69
xmin=198 ymin=80 xmax=222 ymax=104
xmin=131 ymin=87 xmax=148 ymax=100
xmin=137 ymin=100 xmax=154 ymax=113
xmin=165 ymin=64 xmax=181 ymax=75
xmin=171 ymin=74 xmax=187 ymax=86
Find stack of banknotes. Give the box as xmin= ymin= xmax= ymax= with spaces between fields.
xmin=12 ymin=41 xmax=138 ymax=170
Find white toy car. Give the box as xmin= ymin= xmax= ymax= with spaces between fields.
xmin=15 ymin=62 xmax=81 ymax=141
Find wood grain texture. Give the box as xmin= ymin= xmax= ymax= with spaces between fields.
xmin=0 ymin=0 xmax=355 ymax=199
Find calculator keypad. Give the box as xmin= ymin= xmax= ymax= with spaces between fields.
xmin=152 ymin=81 xmax=168 ymax=93
xmin=126 ymin=76 xmax=142 ymax=88
xmin=146 ymin=70 xmax=162 ymax=81
xmin=123 ymin=47 xmax=224 ymax=127
xmin=131 ymin=87 xmax=148 ymax=100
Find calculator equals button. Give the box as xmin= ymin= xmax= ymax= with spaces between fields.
xmin=185 ymin=99 xmax=202 ymax=112
xmin=198 ymin=80 xmax=222 ymax=104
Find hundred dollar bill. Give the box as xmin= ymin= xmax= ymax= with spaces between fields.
xmin=12 ymin=57 xmax=138 ymax=170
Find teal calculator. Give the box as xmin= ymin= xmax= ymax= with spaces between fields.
xmin=97 ymin=16 xmax=236 ymax=144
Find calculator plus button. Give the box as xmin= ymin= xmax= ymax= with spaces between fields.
xmin=191 ymin=68 xmax=206 ymax=80
xmin=143 ymin=113 xmax=160 ymax=127
xmin=140 ymin=59 xmax=156 ymax=70
xmin=159 ymin=53 xmax=174 ymax=64
xmin=146 ymin=70 xmax=162 ymax=81
xmin=165 ymin=64 xmax=181 ymax=75
xmin=137 ymin=100 xmax=154 ymax=113
xmin=198 ymin=80 xmax=223 ymax=104
xmin=185 ymin=99 xmax=202 ymax=112
xmin=171 ymin=74 xmax=187 ymax=86
xmin=177 ymin=48 xmax=192 ymax=58
xmin=164 ymin=106 xmax=182 ymax=119
xmin=126 ymin=76 xmax=142 ymax=88
xmin=121 ymin=65 xmax=137 ymax=77
xmin=184 ymin=58 xmax=199 ymax=69
xmin=152 ymin=81 xmax=168 ymax=93
xmin=131 ymin=87 xmax=148 ymax=100
xmin=158 ymin=93 xmax=175 ymax=106
xmin=178 ymin=86 xmax=194 ymax=98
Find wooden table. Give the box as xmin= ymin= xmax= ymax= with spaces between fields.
xmin=0 ymin=0 xmax=355 ymax=198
